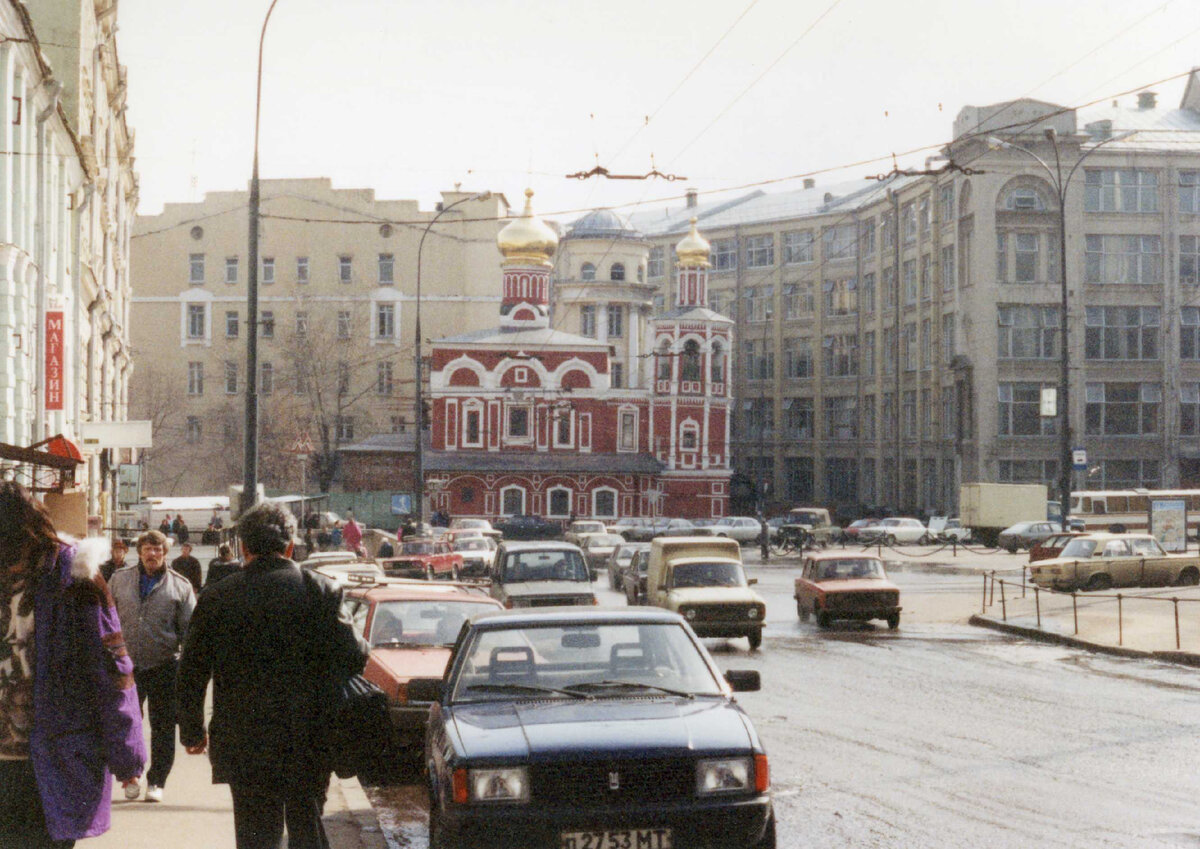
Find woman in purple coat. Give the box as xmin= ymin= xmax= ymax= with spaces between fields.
xmin=0 ymin=482 xmax=146 ymax=846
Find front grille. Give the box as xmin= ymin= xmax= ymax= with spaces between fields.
xmin=534 ymin=758 xmax=693 ymax=805
xmin=384 ymin=560 xmax=422 ymax=576
xmin=692 ymin=605 xmax=752 ymax=622
xmin=526 ymin=595 xmax=587 ymax=607
xmin=826 ymin=591 xmax=897 ymax=610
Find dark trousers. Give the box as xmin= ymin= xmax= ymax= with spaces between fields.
xmin=229 ymin=783 xmax=329 ymax=849
xmin=134 ymin=660 xmax=178 ymax=787
xmin=0 ymin=760 xmax=74 ymax=849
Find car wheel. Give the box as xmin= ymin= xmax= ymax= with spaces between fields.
xmin=1085 ymin=573 xmax=1113 ymax=592
xmin=748 ymin=629 xmax=762 ymax=650
xmin=425 ymin=565 xmax=435 ymax=581
xmin=918 ymin=533 xmax=932 ymax=545
xmin=451 ymin=565 xmax=460 ymax=582
xmin=885 ymin=534 xmax=897 ymax=546
xmin=1176 ymin=567 xmax=1200 ymax=587
xmin=887 ymin=613 xmax=900 ymax=630
xmin=796 ymin=600 xmax=810 ymax=622
xmin=816 ymin=611 xmax=831 ymax=629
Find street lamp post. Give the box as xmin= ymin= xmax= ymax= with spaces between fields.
xmin=241 ymin=0 xmax=283 ymax=515
xmin=988 ymin=127 xmax=1131 ymax=525
xmin=413 ymin=192 xmax=490 ymax=522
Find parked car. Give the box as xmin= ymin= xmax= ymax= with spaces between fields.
xmin=651 ymin=518 xmax=716 ymax=539
xmin=311 ymin=560 xmax=384 ymax=589
xmin=605 ymin=541 xmax=650 ymax=591
xmin=839 ymin=518 xmax=876 ymax=543
xmin=578 ymin=533 xmax=626 ymax=580
xmin=997 ymin=520 xmax=1063 ymax=553
xmin=564 ymin=520 xmax=609 ymax=546
xmin=493 ymin=514 xmax=564 ymax=541
xmin=381 ymin=538 xmax=465 ymax=581
xmin=413 ymin=607 xmax=774 ymax=849
xmin=927 ymin=516 xmax=971 ymax=542
xmin=712 ymin=516 xmax=766 ymax=544
xmin=621 ymin=548 xmax=652 ymax=604
xmin=1029 ymin=532 xmax=1084 ymax=564
xmin=793 ymin=552 xmax=902 ymax=629
xmin=778 ymin=507 xmax=840 ymax=545
xmin=452 ymin=536 xmax=497 ymax=579
xmin=859 ymin=517 xmax=928 ymax=545
xmin=447 ymin=518 xmax=502 ymax=541
xmin=488 ymin=541 xmax=596 ymax=608
xmin=608 ymin=517 xmax=654 ymax=539
xmin=343 ymin=580 xmax=502 ymax=752
xmin=298 ymin=551 xmax=360 ymax=570
xmin=1028 ymin=533 xmax=1200 ymax=591
xmin=645 ymin=536 xmax=766 ymax=649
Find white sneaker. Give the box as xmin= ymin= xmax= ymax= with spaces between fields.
xmin=123 ymin=781 xmax=141 ymax=801
xmin=145 ymin=785 xmax=163 ymax=803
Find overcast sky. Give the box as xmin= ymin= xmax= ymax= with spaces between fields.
xmin=118 ymin=0 xmax=1198 ymax=222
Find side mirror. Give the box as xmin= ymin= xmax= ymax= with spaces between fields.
xmin=406 ymin=678 xmax=445 ymax=704
xmin=747 ymin=578 xmax=758 ymax=585
xmin=724 ymin=670 xmax=761 ymax=692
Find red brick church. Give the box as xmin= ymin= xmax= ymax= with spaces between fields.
xmin=424 ymin=190 xmax=733 ymax=522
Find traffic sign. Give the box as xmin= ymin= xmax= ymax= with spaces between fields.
xmin=287 ymin=432 xmax=316 ymax=455
xmin=1072 ymin=447 xmax=1087 ymax=471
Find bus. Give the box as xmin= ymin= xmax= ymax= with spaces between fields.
xmin=1070 ymin=489 xmax=1200 ymax=534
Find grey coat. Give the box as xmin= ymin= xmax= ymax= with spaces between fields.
xmin=108 ymin=565 xmax=196 ymax=669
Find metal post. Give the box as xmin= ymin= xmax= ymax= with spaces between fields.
xmin=1000 ymin=578 xmax=1007 ymax=621
xmin=1035 ymin=585 xmax=1041 ymax=628
xmin=981 ymin=573 xmax=988 ymax=613
xmin=1021 ymin=566 xmax=1026 ymax=598
xmin=1117 ymin=594 xmax=1123 ymax=646
xmin=1174 ymin=598 xmax=1180 ymax=650
xmin=1072 ymin=592 xmax=1078 ymax=635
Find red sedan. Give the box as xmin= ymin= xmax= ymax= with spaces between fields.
xmin=380 ymin=538 xmax=464 ymax=580
xmin=794 ymin=552 xmax=902 ymax=629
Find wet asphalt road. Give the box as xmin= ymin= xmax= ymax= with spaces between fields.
xmin=368 ymin=564 xmax=1200 ymax=848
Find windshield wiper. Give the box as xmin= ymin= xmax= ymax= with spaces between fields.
xmin=564 ymin=680 xmax=695 ymax=700
xmin=464 ymin=683 xmax=593 ymax=700
xmin=372 ymin=640 xmax=433 ymax=649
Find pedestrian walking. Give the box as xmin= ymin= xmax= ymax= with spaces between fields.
xmin=342 ymin=515 xmax=363 ymax=555
xmin=157 ymin=517 xmax=171 ymax=537
xmin=100 ymin=537 xmax=130 ymax=583
xmin=204 ymin=544 xmax=241 ymax=589
xmin=0 ymin=482 xmax=145 ymax=846
xmin=330 ymin=521 xmax=343 ymax=549
xmin=178 ymin=501 xmax=367 ymax=849
xmin=171 ymin=515 xmax=189 ymax=546
xmin=170 ymin=543 xmax=203 ymax=595
xmin=108 ymin=530 xmax=196 ymax=804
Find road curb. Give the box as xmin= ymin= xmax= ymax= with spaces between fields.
xmin=326 ymin=776 xmax=388 ymax=849
xmin=968 ymin=614 xmax=1200 ymax=668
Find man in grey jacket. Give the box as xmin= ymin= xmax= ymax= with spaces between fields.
xmin=110 ymin=529 xmax=196 ymax=803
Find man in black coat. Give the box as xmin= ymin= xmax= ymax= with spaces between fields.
xmin=204 ymin=543 xmax=241 ymax=589
xmin=178 ymin=501 xmax=367 ymax=849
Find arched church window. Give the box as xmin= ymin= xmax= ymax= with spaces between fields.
xmin=711 ymin=341 xmax=725 ymax=383
xmin=656 ymin=342 xmax=672 ymax=381
xmin=581 ymin=263 xmax=596 ymax=282
xmin=611 ymin=263 xmax=626 ymax=282
xmin=681 ymin=339 xmax=701 ymax=381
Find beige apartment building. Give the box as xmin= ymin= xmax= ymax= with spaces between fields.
xmin=609 ymin=76 xmax=1200 ymax=517
xmin=129 ymin=179 xmax=507 ymax=495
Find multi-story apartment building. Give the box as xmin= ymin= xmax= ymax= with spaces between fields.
xmin=129 ymin=180 xmax=508 ymax=495
xmin=619 ymin=76 xmax=1200 ymax=517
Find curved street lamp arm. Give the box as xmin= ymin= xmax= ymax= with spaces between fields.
xmin=1063 ymin=131 xmax=1135 ymax=193
xmin=253 ymin=0 xmax=283 ymax=165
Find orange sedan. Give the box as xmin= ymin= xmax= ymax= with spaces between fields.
xmin=793 ymin=552 xmax=902 ymax=630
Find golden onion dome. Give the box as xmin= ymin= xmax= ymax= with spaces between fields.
xmin=497 ymin=189 xmax=558 ymax=267
xmin=675 ymin=217 xmax=711 ymax=267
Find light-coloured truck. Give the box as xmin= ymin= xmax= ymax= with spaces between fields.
xmin=645 ymin=536 xmax=767 ymax=649
xmin=959 ymin=482 xmax=1057 ymax=548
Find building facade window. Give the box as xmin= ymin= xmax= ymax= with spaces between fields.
xmin=784 ymin=398 xmax=813 ymax=439
xmin=189 ymin=253 xmax=205 ymax=284
xmin=224 ymin=257 xmax=238 ymax=285
xmin=745 ymin=399 xmax=773 ymax=440
xmin=295 ymin=312 xmax=308 ymax=337
xmin=611 ymin=362 xmax=623 ymax=388
xmin=680 ymin=340 xmax=701 ymax=381
xmin=336 ymin=416 xmax=354 ymax=441
xmin=919 ymin=195 xmax=931 ymax=234
xmin=463 ymin=408 xmax=482 ymax=446
xmin=1084 ymin=169 xmax=1158 ymax=213
xmin=997 ymin=305 xmax=1058 ymax=359
xmin=941 ymin=245 xmax=954 ymax=292
xmin=1180 ymin=171 xmax=1200 ymax=212
xmin=224 ymin=362 xmax=238 ymax=395
xmin=187 ymin=304 xmax=206 ymax=339
xmin=821 ymin=224 xmax=857 ymax=260
xmin=377 ymin=361 xmax=393 ymax=395
xmin=337 ymin=311 xmax=351 ymax=339
xmin=711 ymin=342 xmax=725 ymax=383
xmin=921 ymin=389 xmax=933 ymax=439
xmin=580 ymin=305 xmax=596 ymax=337
xmin=822 ymin=278 xmax=856 ymax=316
xmin=745 ymin=234 xmax=774 ymax=268
xmin=861 ymin=272 xmax=875 ymax=314
xmin=187 ymin=362 xmax=204 ymax=396
xmin=261 ymin=311 xmax=275 ymax=338
xmin=920 ymin=254 xmax=931 ymax=301
xmin=1182 ymin=384 xmax=1200 ymax=435
xmin=943 ymin=391 xmax=956 ymax=440
xmin=1085 ymin=306 xmax=1159 ymax=360
xmin=1003 ymin=187 xmax=1047 ymax=211
xmin=507 ymin=406 xmax=531 ymax=440
xmin=746 ymin=286 xmax=773 ymax=323
xmin=260 ymin=362 xmax=273 ymax=395
xmin=554 ymin=408 xmax=573 ymax=447
xmin=1087 ymin=460 xmax=1159 ymax=490
xmin=580 ymin=262 xmax=595 ymax=281
xmin=1181 ymin=236 xmax=1200 ymax=285
xmin=500 ymin=486 xmax=525 ymax=516
xmin=619 ymin=410 xmax=637 ymax=451
xmin=902 ymin=323 xmax=917 ymax=372
xmin=679 ymin=423 xmax=699 ymax=450
xmin=999 ymin=459 xmax=1058 ymax=485
xmin=783 ymin=283 xmax=813 ymax=319
xmin=378 ymin=253 xmax=394 ymax=285
xmin=999 ymin=382 xmax=1056 ymax=435
xmin=783 ymin=338 xmax=812 ymax=379
xmin=902 ymin=202 xmax=917 ymax=243
xmin=902 ymin=260 xmax=917 ymax=305
xmin=592 ymin=489 xmax=617 ymax=519
xmin=782 ymin=230 xmax=814 ymax=264
xmin=607 ymin=305 xmax=624 ymax=337
xmin=785 ymin=457 xmax=814 ymax=503
xmin=226 ymin=311 xmax=239 ymax=338
xmin=939 ymin=183 xmax=955 ymax=222
xmin=711 ymin=238 xmax=737 ymax=272
xmin=1085 ymin=382 xmax=1161 ymax=435
xmin=860 ymin=220 xmax=876 ymax=257
xmin=647 ymin=247 xmax=665 ymax=279
xmin=1085 ymin=235 xmax=1162 ymax=284
xmin=881 ymin=393 xmax=895 ymax=439
xmin=296 ymin=256 xmax=309 ymax=284
xmin=1182 ymin=308 xmax=1200 ymax=359
xmin=339 ymin=255 xmax=353 ymax=283
xmin=824 ymin=396 xmax=857 ymax=440
xmin=186 ymin=417 xmax=201 ymax=444
xmin=262 ymin=257 xmax=275 ymax=285
xmin=902 ymin=390 xmax=917 ymax=438
xmin=882 ymin=327 xmax=896 ymax=375
xmin=610 ymin=263 xmax=625 ymax=282
xmin=822 ymin=334 xmax=857 ymax=378
xmin=745 ymin=339 xmax=774 ymax=381
xmin=861 ymin=395 xmax=875 ymax=440
xmin=377 ymin=303 xmax=395 ymax=339
xmin=921 ymin=318 xmax=932 ymax=369
xmin=548 ymin=488 xmax=571 ymax=517
xmin=882 ymin=267 xmax=896 ymax=310
xmin=862 ymin=331 xmax=875 ymax=377
xmin=942 ymin=314 xmax=955 ymax=364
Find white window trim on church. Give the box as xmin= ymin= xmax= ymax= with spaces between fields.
xmin=500 ymin=485 xmax=526 ymax=517
xmin=592 ymin=487 xmax=618 ymax=519
xmin=547 ymin=486 xmax=572 ymax=518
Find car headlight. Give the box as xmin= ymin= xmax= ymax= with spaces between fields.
xmin=682 ymin=607 xmax=696 ymax=620
xmin=468 ymin=767 xmax=530 ymax=804
xmin=747 ymin=606 xmax=761 ymax=620
xmin=696 ymin=757 xmax=752 ymax=796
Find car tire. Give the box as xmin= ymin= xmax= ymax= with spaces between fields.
xmin=797 ymin=601 xmax=810 ymax=622
xmin=1085 ymin=573 xmax=1113 ymax=592
xmin=425 ymin=566 xmax=435 ymax=581
xmin=887 ymin=613 xmax=900 ymax=630
xmin=885 ymin=534 xmax=897 ymax=546
xmin=451 ymin=565 xmax=460 ymax=582
xmin=748 ymin=629 xmax=762 ymax=650
xmin=427 ymin=786 xmax=453 ymax=849
xmin=1176 ymin=567 xmax=1200 ymax=587
xmin=816 ymin=611 xmax=831 ymax=629
xmin=918 ymin=533 xmax=932 ymax=545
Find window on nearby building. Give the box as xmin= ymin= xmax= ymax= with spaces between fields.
xmin=784 ymin=397 xmax=813 ymax=439
xmin=1087 ymin=459 xmax=1159 ymax=490
xmin=782 ymin=230 xmax=814 ymax=264
xmin=999 ymin=459 xmax=1058 ymax=485
xmin=902 ymin=390 xmax=917 ymax=438
xmin=921 ymin=389 xmax=933 ymax=439
xmin=339 ymin=255 xmax=353 ymax=283
xmin=1004 ymin=187 xmax=1047 ymax=211
xmin=501 ymin=486 xmax=525 ymax=516
xmin=657 ymin=342 xmax=672 ymax=381
xmin=260 ymin=361 xmax=273 ymax=395
xmin=881 ymin=393 xmax=895 ymax=439
xmin=745 ymin=399 xmax=773 ymax=440
xmin=296 ymin=256 xmax=309 ymax=284
xmin=939 ymin=183 xmax=955 ymax=223
xmin=226 ymin=311 xmax=239 ymax=338
xmin=262 ymin=257 xmax=275 ymax=285
xmin=708 ymin=290 xmax=726 ymax=315
xmin=902 ymin=202 xmax=917 ymax=243
xmin=1014 ymin=232 xmax=1039 ymax=283
xmin=337 ymin=310 xmax=351 ymax=340
xmin=745 ymin=339 xmax=774 ymax=380
xmin=224 ymin=362 xmax=238 ymax=395
xmin=336 ymin=416 xmax=354 ymax=441
xmin=378 ymin=253 xmax=394 ymax=285
xmin=882 ymin=327 xmax=896 ymax=375
xmin=821 ymin=224 xmax=857 ymax=260
xmin=1182 ymin=308 xmax=1200 ymax=359
xmin=822 ymin=278 xmax=857 ymax=316
xmin=941 ymin=245 xmax=954 ymax=292
xmin=822 ymin=334 xmax=857 ymax=377
xmin=224 ymin=257 xmax=238 ymax=285
xmin=548 ymin=488 xmax=571 ymax=517
xmin=958 ymin=228 xmax=972 ymax=288
xmin=745 ymin=234 xmax=774 ymax=268
xmin=260 ymin=311 xmax=274 ymax=338
xmin=1085 ymin=306 xmax=1159 ymax=360
xmin=619 ymin=409 xmax=637 ymax=451
xmin=861 ymin=272 xmax=876 ymax=314
xmin=711 ymin=341 xmax=725 ymax=383
xmin=920 ymin=255 xmax=931 ymax=301
xmin=1179 ymin=170 xmax=1200 ymax=213
xmin=903 ymin=260 xmax=917 ymax=305
xmin=824 ymin=396 xmax=857 ymax=440
xmin=996 ymin=232 xmax=1007 ymax=282
xmin=1085 ymin=382 xmax=1161 ymax=435
xmin=785 ymin=457 xmax=814 ymax=503
xmin=783 ymin=337 xmax=812 ymax=379
xmin=1085 ymin=235 xmax=1161 ymax=284
xmin=861 ymin=395 xmax=876 ymax=440
xmin=186 ymin=416 xmax=201 ymax=444
xmin=943 ymin=314 xmax=955 ymax=364
xmin=189 ymin=253 xmax=205 ymax=284
xmin=647 ymin=247 xmax=665 ymax=279
xmin=611 ymin=362 xmax=624 ymax=388
xmin=187 ymin=304 xmax=206 ymax=339
xmin=390 ymin=416 xmax=406 ymax=434
xmin=902 ymin=323 xmax=917 ymax=371
xmin=337 ymin=361 xmax=350 ymax=395
xmin=1084 ymin=169 xmax=1159 ymax=213
xmin=593 ymin=489 xmax=617 ymax=519
xmin=552 ymin=408 xmax=572 ymax=447
xmin=580 ymin=262 xmax=596 ymax=281
xmin=746 ymin=286 xmax=773 ymax=322
xmin=507 ymin=406 xmax=530 ymax=439
xmin=997 ymin=305 xmax=1058 ymax=358
xmin=376 ymin=361 xmax=393 ymax=395
xmin=711 ymin=238 xmax=738 ymax=272
xmin=882 ymin=267 xmax=896 ymax=311
xmin=860 ymin=220 xmax=876 ymax=257
xmin=294 ymin=311 xmax=308 ymax=338
xmin=463 ymin=408 xmax=482 ymax=446
xmin=783 ymin=283 xmax=813 ymax=319
xmin=919 ymin=195 xmax=931 ymax=234
xmin=1182 ymin=384 xmax=1200 ymax=435
xmin=1181 ymin=235 xmax=1200 ymax=285
xmin=680 ymin=340 xmax=701 ymax=381
xmin=578 ymin=304 xmax=596 ymax=337
xmin=607 ymin=304 xmax=624 ymax=337
xmin=376 ymin=303 xmax=395 ymax=339
xmin=187 ymin=362 xmax=204 ymax=396
xmin=943 ymin=391 xmax=956 ymax=440
xmin=610 ymin=263 xmax=626 ymax=282
xmin=921 ymin=318 xmax=932 ymax=369
xmin=999 ymin=382 xmax=1056 ymax=435
xmin=881 ymin=211 xmax=895 ymax=249
xmin=862 ymin=331 xmax=875 ymax=377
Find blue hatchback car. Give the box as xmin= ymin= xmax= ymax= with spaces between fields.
xmin=409 ymin=607 xmax=774 ymax=849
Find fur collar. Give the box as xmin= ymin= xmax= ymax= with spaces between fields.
xmin=69 ymin=536 xmax=110 ymax=582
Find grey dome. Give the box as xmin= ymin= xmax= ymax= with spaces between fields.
xmin=566 ymin=209 xmax=644 ymax=241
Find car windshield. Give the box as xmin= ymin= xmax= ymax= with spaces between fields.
xmin=455 ymin=538 xmax=492 ymax=552
xmin=588 ymin=534 xmax=625 ymax=548
xmin=671 ymin=561 xmax=746 ymax=588
xmin=450 ymin=622 xmax=724 ymax=702
xmin=1060 ymin=539 xmax=1098 ymax=558
xmin=814 ymin=559 xmax=885 ymax=581
xmin=369 ymin=600 xmax=497 ymax=648
xmin=1130 ymin=537 xmax=1166 ymax=556
xmin=788 ymin=512 xmax=820 ymax=525
xmin=502 ymin=550 xmax=589 ymax=583
xmin=452 ymin=519 xmax=487 ymax=529
xmin=614 ymin=547 xmax=641 ymax=565
xmin=400 ymin=540 xmax=434 ymax=555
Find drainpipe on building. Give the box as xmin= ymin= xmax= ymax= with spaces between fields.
xmin=72 ymin=182 xmax=94 ymax=510
xmin=34 ymin=79 xmax=62 ymax=441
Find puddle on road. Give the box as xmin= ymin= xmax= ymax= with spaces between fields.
xmin=366 ymin=784 xmax=428 ymax=849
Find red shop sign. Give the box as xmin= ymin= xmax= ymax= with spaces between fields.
xmin=45 ymin=310 xmax=64 ymax=411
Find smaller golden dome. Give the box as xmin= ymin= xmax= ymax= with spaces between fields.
xmin=675 ymin=217 xmax=710 ymax=267
xmin=497 ymin=189 xmax=558 ymax=267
